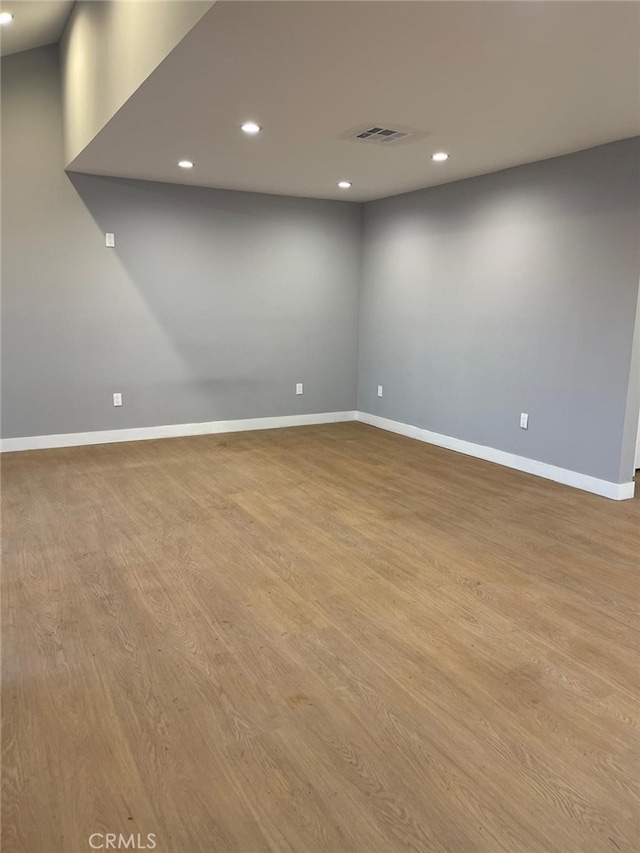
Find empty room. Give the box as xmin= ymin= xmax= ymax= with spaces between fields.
xmin=1 ymin=1 xmax=639 ymax=852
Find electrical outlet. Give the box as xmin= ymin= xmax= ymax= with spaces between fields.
xmin=520 ymin=412 xmax=529 ymax=429
xmin=377 ymin=385 xmax=383 ymax=398
xmin=296 ymin=383 xmax=303 ymax=395
xmin=113 ymin=392 xmax=122 ymax=407
xmin=105 ymin=233 xmax=115 ymax=248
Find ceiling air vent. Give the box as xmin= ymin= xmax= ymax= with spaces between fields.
xmin=340 ymin=124 xmax=430 ymax=146
xmin=355 ymin=126 xmax=409 ymax=143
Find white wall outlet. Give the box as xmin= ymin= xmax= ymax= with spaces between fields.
xmin=105 ymin=233 xmax=115 ymax=248
xmin=377 ymin=385 xmax=383 ymax=398
xmin=296 ymin=383 xmax=304 ymax=395
xmin=113 ymin=392 xmax=123 ymax=407
xmin=520 ymin=412 xmax=529 ymax=429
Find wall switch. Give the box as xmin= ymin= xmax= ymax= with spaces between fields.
xmin=296 ymin=383 xmax=304 ymax=395
xmin=105 ymin=233 xmax=115 ymax=248
xmin=113 ymin=392 xmax=122 ymax=407
xmin=520 ymin=412 xmax=529 ymax=429
xmin=377 ymin=385 xmax=383 ymax=398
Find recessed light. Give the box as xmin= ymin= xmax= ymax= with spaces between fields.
xmin=337 ymin=181 xmax=352 ymax=189
xmin=178 ymin=160 xmax=194 ymax=169
xmin=241 ymin=122 xmax=261 ymax=135
xmin=0 ymin=12 xmax=14 ymax=25
xmin=432 ymin=152 xmax=449 ymax=162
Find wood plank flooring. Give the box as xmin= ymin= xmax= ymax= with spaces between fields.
xmin=2 ymin=422 xmax=639 ymax=853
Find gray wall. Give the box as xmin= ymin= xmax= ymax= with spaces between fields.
xmin=358 ymin=138 xmax=640 ymax=483
xmin=1 ymin=46 xmax=361 ymax=438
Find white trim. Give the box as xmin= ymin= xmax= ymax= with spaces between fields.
xmin=0 ymin=411 xmax=357 ymax=453
xmin=356 ymin=411 xmax=635 ymax=501
xmin=1 ymin=409 xmax=633 ymax=500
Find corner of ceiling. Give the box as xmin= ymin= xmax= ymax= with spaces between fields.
xmin=61 ymin=0 xmax=216 ymax=169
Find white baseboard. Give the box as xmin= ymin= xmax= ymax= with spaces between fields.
xmin=0 ymin=411 xmax=358 ymax=453
xmin=356 ymin=411 xmax=635 ymax=501
xmin=2 ymin=409 xmax=633 ymax=501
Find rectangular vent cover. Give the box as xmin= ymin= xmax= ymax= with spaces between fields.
xmin=341 ymin=124 xmax=429 ymax=146
xmin=355 ymin=126 xmax=410 ymax=143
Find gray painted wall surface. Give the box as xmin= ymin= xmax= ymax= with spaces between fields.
xmin=1 ymin=47 xmax=361 ymax=437
xmin=357 ymin=138 xmax=640 ymax=483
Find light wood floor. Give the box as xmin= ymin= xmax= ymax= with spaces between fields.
xmin=2 ymin=423 xmax=639 ymax=853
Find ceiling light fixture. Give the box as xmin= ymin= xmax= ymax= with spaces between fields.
xmin=0 ymin=12 xmax=14 ymax=25
xmin=431 ymin=152 xmax=449 ymax=162
xmin=178 ymin=160 xmax=194 ymax=169
xmin=241 ymin=122 xmax=261 ymax=135
xmin=337 ymin=181 xmax=352 ymax=189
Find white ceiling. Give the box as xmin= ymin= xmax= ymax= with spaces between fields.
xmin=69 ymin=1 xmax=640 ymax=201
xmin=0 ymin=0 xmax=73 ymax=57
